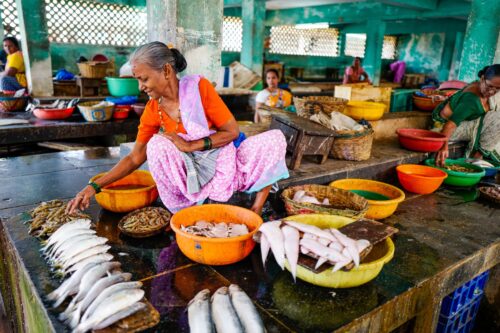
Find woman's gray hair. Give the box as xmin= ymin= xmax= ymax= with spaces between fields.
xmin=129 ymin=41 xmax=187 ymax=73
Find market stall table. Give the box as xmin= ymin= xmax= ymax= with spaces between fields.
xmin=0 ymin=148 xmax=498 ymax=332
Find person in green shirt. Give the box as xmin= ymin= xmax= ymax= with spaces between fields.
xmin=432 ymin=64 xmax=500 ymax=166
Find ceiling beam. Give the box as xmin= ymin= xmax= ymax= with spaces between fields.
xmin=379 ymin=0 xmax=437 ymax=10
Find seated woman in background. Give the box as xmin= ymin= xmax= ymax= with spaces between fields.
xmin=343 ymin=57 xmax=371 ymax=84
xmin=0 ymin=37 xmax=27 ymax=92
xmin=433 ymin=64 xmax=500 ymax=166
xmin=254 ymin=69 xmax=292 ymax=123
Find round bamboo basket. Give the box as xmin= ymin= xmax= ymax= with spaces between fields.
xmin=281 ymin=184 xmax=368 ymax=218
xmin=331 ymin=128 xmax=374 ymax=161
xmin=77 ymin=61 xmax=109 ymax=79
xmin=293 ymin=96 xmax=348 ymax=118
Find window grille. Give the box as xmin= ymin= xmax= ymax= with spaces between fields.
xmin=382 ymin=36 xmax=397 ymax=59
xmin=0 ymin=0 xmax=21 ymax=40
xmin=44 ymin=0 xmax=147 ymax=46
xmin=344 ymin=33 xmax=366 ymax=58
xmin=269 ymin=25 xmax=339 ymax=57
xmin=222 ymin=16 xmax=242 ymax=52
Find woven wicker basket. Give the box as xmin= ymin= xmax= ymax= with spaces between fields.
xmin=478 ymin=186 xmax=500 ymax=205
xmin=331 ymin=128 xmax=374 ymax=161
xmin=281 ymin=184 xmax=368 ymax=218
xmin=77 ymin=61 xmax=109 ymax=79
xmin=0 ymin=95 xmax=29 ymax=112
xmin=78 ymin=101 xmax=114 ymax=122
xmin=294 ymin=96 xmax=348 ymax=118
xmin=256 ymin=105 xmax=289 ymax=125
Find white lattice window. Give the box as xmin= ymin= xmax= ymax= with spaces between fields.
xmin=344 ymin=33 xmax=366 ymax=58
xmin=382 ymin=36 xmax=397 ymax=59
xmin=0 ymin=0 xmax=21 ymax=40
xmin=44 ymin=0 xmax=147 ymax=46
xmin=222 ymin=16 xmax=242 ymax=52
xmin=270 ymin=25 xmax=339 ymax=57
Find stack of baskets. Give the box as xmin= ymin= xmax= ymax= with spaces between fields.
xmin=281 ymin=184 xmax=368 ymax=218
xmin=77 ymin=61 xmax=109 ymax=79
xmin=331 ymin=126 xmax=374 ymax=161
xmin=293 ymin=96 xmax=348 ymax=119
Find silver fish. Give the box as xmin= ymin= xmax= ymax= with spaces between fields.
xmin=258 ymin=221 xmax=285 ymax=269
xmin=44 ymin=219 xmax=92 ymax=243
xmin=74 ymin=289 xmax=145 ymax=333
xmin=59 ymin=245 xmax=111 ymax=270
xmin=81 ymin=281 xmax=143 ymax=323
xmin=211 ymin=287 xmax=243 ymax=333
xmin=285 ymin=221 xmax=336 ymax=242
xmin=61 ymin=253 xmax=114 ymax=276
xmin=299 ymin=238 xmax=348 ymax=263
xmin=65 ymin=262 xmax=122 ymax=312
xmin=65 ymin=272 xmax=132 ymax=328
xmin=51 ymin=237 xmax=108 ymax=266
xmin=282 ymin=225 xmax=300 ymax=281
xmin=260 ymin=233 xmax=270 ymax=267
xmin=46 ymin=234 xmax=98 ymax=260
xmin=47 ymin=262 xmax=98 ymax=308
xmin=42 ymin=227 xmax=95 ymax=253
xmin=92 ymin=302 xmax=146 ymax=330
xmin=188 ymin=289 xmax=214 ymax=333
xmin=228 ymin=285 xmax=265 ymax=333
xmin=330 ymin=229 xmax=360 ymax=267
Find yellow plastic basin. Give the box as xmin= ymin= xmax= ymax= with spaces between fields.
xmin=344 ymin=101 xmax=386 ymax=121
xmin=329 ymin=179 xmax=405 ymax=220
xmin=283 ymin=214 xmax=395 ymax=288
xmin=90 ymin=170 xmax=159 ymax=213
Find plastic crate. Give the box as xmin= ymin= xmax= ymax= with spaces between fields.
xmin=436 ymin=292 xmax=483 ymax=333
xmin=440 ymin=271 xmax=489 ymax=317
xmin=390 ymin=89 xmax=417 ymax=112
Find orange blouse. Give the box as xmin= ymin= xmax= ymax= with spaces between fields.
xmin=136 ymin=78 xmax=234 ymax=143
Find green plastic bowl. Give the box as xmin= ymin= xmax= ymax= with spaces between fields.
xmin=351 ymin=190 xmax=390 ymax=201
xmin=106 ymin=77 xmax=140 ymax=97
xmin=424 ymin=159 xmax=485 ymax=187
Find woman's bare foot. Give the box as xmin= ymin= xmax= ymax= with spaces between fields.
xmin=250 ymin=185 xmax=272 ymax=216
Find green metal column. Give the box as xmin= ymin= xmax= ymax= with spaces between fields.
xmin=241 ymin=0 xmax=266 ymax=75
xmin=458 ymin=0 xmax=500 ymax=82
xmin=438 ymin=32 xmax=456 ymax=82
xmin=363 ymin=19 xmax=386 ymax=86
xmin=147 ymin=0 xmax=223 ymax=82
xmin=15 ymin=0 xmax=53 ymax=96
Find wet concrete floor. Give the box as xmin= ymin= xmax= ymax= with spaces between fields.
xmin=0 ymin=147 xmax=498 ymax=332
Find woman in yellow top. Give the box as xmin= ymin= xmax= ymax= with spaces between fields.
xmin=254 ymin=69 xmax=292 ymax=123
xmin=0 ymin=37 xmax=27 ymax=92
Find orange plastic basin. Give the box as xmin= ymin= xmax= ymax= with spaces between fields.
xmin=170 ymin=204 xmax=263 ymax=265
xmin=90 ymin=170 xmax=159 ymax=213
xmin=396 ymin=164 xmax=448 ymax=194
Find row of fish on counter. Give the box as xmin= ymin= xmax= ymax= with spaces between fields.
xmin=40 ymin=219 xmax=146 ymax=333
xmin=259 ymin=220 xmax=371 ymax=280
xmin=188 ymin=286 xmax=265 ymax=333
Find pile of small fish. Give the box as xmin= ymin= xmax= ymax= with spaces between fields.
xmin=28 ymin=200 xmax=91 ymax=237
xmin=181 ymin=221 xmax=249 ymax=238
xmin=188 ymin=285 xmax=265 ymax=333
xmin=119 ymin=207 xmax=170 ymax=234
xmin=293 ymin=190 xmax=330 ymax=205
xmin=444 ymin=164 xmax=481 ymax=173
xmin=26 ymin=98 xmax=79 ymax=112
xmin=41 ymin=219 xmax=146 ymax=332
xmin=259 ymin=220 xmax=371 ymax=281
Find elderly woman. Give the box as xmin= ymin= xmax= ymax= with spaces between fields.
xmin=433 ymin=64 xmax=500 ymax=166
xmin=0 ymin=37 xmax=27 ymax=92
xmin=254 ymin=69 xmax=292 ymax=123
xmin=67 ymin=42 xmax=289 ymax=215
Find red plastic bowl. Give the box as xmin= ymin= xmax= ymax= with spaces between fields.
xmin=396 ymin=128 xmax=447 ymax=152
xmin=33 ymin=107 xmax=75 ymax=120
xmin=396 ymin=164 xmax=448 ymax=194
xmin=113 ymin=105 xmax=130 ymax=119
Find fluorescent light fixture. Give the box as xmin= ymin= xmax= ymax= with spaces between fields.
xmin=295 ymin=22 xmax=329 ymax=30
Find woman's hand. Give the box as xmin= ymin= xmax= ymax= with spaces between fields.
xmin=435 ymin=145 xmax=449 ymax=167
xmin=66 ymin=185 xmax=95 ymax=214
xmin=161 ymin=132 xmax=193 ymax=152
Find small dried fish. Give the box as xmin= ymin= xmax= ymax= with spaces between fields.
xmin=29 ymin=201 xmax=91 ymax=237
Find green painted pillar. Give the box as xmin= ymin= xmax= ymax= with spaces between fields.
xmin=147 ymin=0 xmax=223 ymax=82
xmin=15 ymin=0 xmax=53 ymax=96
xmin=241 ymin=0 xmax=266 ymax=75
xmin=458 ymin=0 xmax=500 ymax=82
xmin=450 ymin=31 xmax=464 ymax=80
xmin=438 ymin=32 xmax=456 ymax=82
xmin=363 ymin=19 xmax=386 ymax=86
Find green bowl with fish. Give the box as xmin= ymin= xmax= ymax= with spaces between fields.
xmin=424 ymin=159 xmax=485 ymax=187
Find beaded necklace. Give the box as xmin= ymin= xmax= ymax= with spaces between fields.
xmin=158 ymin=97 xmax=181 ymax=133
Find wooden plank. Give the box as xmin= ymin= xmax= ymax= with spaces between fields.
xmin=229 ymin=62 xmax=261 ymax=90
